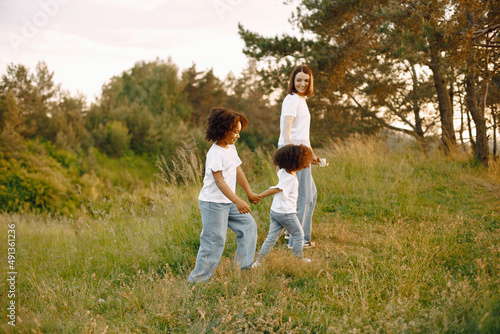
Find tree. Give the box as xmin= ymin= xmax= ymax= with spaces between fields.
xmin=239 ymin=0 xmax=483 ymax=151
xmin=103 ymin=121 xmax=131 ymax=157
xmin=0 ymin=91 xmax=25 ymax=158
xmin=49 ymin=93 xmax=92 ymax=153
xmin=88 ymin=58 xmax=193 ymax=156
xmin=407 ymin=0 xmax=458 ymax=151
xmin=450 ymin=0 xmax=500 ymax=166
xmin=239 ymin=1 xmax=387 ymax=141
xmin=0 ymin=62 xmax=55 ymax=139
xmin=182 ymin=66 xmax=227 ymax=128
xmin=488 ymin=73 xmax=500 ymax=158
xmin=224 ymin=60 xmax=280 ymax=148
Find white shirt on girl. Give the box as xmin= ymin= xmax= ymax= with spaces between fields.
xmin=270 ymin=169 xmax=299 ymax=214
xmin=198 ymin=144 xmax=242 ymax=204
xmin=278 ymin=93 xmax=311 ymax=147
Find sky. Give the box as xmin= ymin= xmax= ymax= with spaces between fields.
xmin=0 ymin=0 xmax=298 ymax=103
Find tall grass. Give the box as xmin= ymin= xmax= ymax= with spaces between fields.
xmin=1 ymin=136 xmax=499 ymax=333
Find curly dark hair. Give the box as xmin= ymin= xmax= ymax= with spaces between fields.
xmin=272 ymin=144 xmax=313 ymax=172
xmin=205 ymin=107 xmax=249 ymax=142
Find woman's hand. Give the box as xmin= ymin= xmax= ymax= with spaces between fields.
xmin=248 ymin=192 xmax=261 ymax=204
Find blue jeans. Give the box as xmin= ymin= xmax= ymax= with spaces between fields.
xmin=257 ymin=211 xmax=304 ymax=260
xmin=188 ymin=200 xmax=257 ymax=283
xmin=289 ymin=166 xmax=317 ymax=247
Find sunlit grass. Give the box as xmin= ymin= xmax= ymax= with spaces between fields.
xmin=1 ymin=135 xmax=499 ymax=333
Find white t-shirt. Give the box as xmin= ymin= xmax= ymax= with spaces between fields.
xmin=270 ymin=169 xmax=299 ymax=214
xmin=198 ymin=144 xmax=242 ymax=203
xmin=278 ymin=93 xmax=311 ymax=147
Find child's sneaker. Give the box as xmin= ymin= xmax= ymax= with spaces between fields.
xmin=303 ymin=241 xmax=316 ymax=249
xmin=287 ymin=241 xmax=316 ymax=249
xmin=251 ymin=261 xmax=261 ymax=268
xmin=302 ymin=258 xmax=311 ymax=263
xmin=284 ymin=231 xmax=290 ymax=239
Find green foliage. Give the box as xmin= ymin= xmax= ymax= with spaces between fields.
xmin=85 ymin=59 xmax=193 ymax=158
xmin=225 ymin=60 xmax=280 ymax=149
xmin=0 ymin=136 xmax=159 ymax=215
xmin=0 ymin=59 xmax=283 ymax=215
xmin=182 ymin=65 xmax=227 ymax=128
xmin=102 ymin=120 xmax=131 ymax=157
xmin=0 ymin=62 xmax=92 ymax=155
xmin=102 ymin=58 xmax=192 ymax=119
xmin=0 ymin=140 xmax=79 ymax=214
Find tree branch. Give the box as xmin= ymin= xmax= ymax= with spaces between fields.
xmin=347 ymin=92 xmax=417 ymax=138
xmin=472 ymin=24 xmax=500 ymax=39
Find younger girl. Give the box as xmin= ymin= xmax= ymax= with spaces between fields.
xmin=253 ymin=144 xmax=313 ymax=266
xmin=188 ymin=107 xmax=261 ymax=283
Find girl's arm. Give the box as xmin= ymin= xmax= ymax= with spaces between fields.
xmin=259 ymin=187 xmax=282 ymax=199
xmin=236 ymin=166 xmax=261 ymax=204
xmin=213 ymin=171 xmax=251 ymax=214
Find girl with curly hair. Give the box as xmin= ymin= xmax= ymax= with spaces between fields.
xmin=188 ymin=107 xmax=261 ymax=283
xmin=252 ymin=144 xmax=313 ymax=267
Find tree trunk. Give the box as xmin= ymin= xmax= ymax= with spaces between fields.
xmin=493 ymin=105 xmax=498 ymax=159
xmin=459 ymin=92 xmax=465 ymax=149
xmin=466 ymin=108 xmax=476 ymax=153
xmin=410 ymin=64 xmax=426 ymax=150
xmin=466 ymin=62 xmax=489 ymax=167
xmin=428 ymin=46 xmax=456 ymax=153
xmin=465 ymin=9 xmax=490 ymax=167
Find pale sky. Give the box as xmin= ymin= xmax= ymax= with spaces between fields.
xmin=1 ymin=0 xmax=298 ymax=103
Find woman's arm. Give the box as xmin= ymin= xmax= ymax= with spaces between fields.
xmin=282 ymin=104 xmax=319 ymax=163
xmin=282 ymin=116 xmax=294 ymax=145
xmin=213 ymin=171 xmax=251 ymax=214
xmin=310 ymin=149 xmax=320 ymax=164
xmin=236 ymin=166 xmax=261 ymax=204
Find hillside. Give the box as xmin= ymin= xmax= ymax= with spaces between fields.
xmin=1 ymin=136 xmax=499 ymax=333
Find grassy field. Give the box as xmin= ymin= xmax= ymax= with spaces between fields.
xmin=1 ymin=136 xmax=499 ymax=333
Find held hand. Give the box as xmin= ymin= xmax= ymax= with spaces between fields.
xmin=248 ymin=192 xmax=261 ymax=204
xmin=236 ymin=199 xmax=251 ymax=214
xmin=311 ymin=155 xmax=321 ymax=165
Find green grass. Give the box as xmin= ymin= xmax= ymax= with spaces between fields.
xmin=1 ymin=136 xmax=499 ymax=333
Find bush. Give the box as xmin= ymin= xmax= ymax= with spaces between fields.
xmin=103 ymin=121 xmax=131 ymax=157
xmin=0 ymin=141 xmax=79 ymax=214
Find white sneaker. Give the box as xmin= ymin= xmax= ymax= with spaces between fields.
xmin=284 ymin=231 xmax=290 ymax=239
xmin=303 ymin=241 xmax=316 ymax=249
xmin=302 ymin=258 xmax=311 ymax=263
xmin=251 ymin=261 xmax=261 ymax=268
xmin=288 ymin=241 xmax=316 ymax=249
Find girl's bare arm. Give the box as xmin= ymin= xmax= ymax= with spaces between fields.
xmin=236 ymin=166 xmax=261 ymax=204
xmin=259 ymin=188 xmax=282 ymax=199
xmin=213 ymin=171 xmax=251 ymax=214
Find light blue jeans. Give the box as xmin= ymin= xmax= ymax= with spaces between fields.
xmin=256 ymin=211 xmax=304 ymax=260
xmin=288 ymin=165 xmax=317 ymax=248
xmin=188 ymin=200 xmax=257 ymax=283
